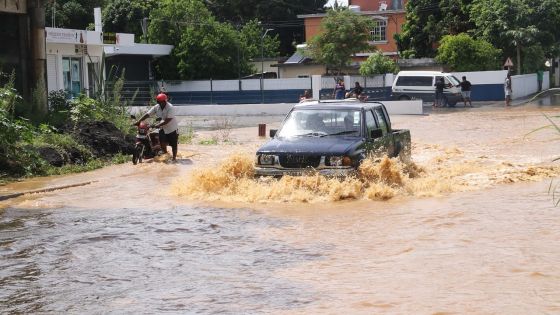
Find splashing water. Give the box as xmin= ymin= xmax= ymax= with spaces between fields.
xmin=172 ymin=150 xmax=560 ymax=203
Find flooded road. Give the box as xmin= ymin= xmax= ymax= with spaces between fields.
xmin=2 ymin=99 xmax=560 ymax=313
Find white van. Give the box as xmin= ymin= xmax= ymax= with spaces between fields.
xmin=391 ymin=71 xmax=463 ymax=106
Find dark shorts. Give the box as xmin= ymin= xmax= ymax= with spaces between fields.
xmin=159 ymin=129 xmax=179 ymax=148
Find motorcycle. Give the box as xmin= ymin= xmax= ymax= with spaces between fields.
xmin=131 ymin=115 xmax=163 ymax=165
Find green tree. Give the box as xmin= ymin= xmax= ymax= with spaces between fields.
xmin=148 ymin=0 xmax=271 ymax=80
xmin=435 ymin=33 xmax=501 ymax=71
xmin=470 ymin=0 xmax=560 ymax=74
xmin=522 ymin=45 xmax=546 ymax=74
xmin=103 ymin=0 xmax=158 ymax=41
xmin=308 ymin=8 xmax=374 ymax=75
xmin=206 ymin=0 xmax=328 ymax=55
xmin=239 ymin=19 xmax=281 ymax=59
xmin=400 ymin=0 xmax=473 ymax=58
xmin=45 ymin=0 xmax=105 ymax=29
xmin=359 ymin=52 xmax=398 ymax=76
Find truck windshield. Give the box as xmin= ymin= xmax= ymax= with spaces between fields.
xmin=277 ymin=109 xmax=361 ymax=138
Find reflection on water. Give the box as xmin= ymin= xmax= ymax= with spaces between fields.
xmin=534 ymin=90 xmax=560 ymax=106
xmin=0 ymin=206 xmax=324 ymax=313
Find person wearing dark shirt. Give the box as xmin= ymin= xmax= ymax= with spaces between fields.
xmin=433 ymin=77 xmax=446 ymax=107
xmin=460 ymin=76 xmax=472 ymax=107
xmin=333 ymin=79 xmax=345 ymax=99
xmin=352 ymin=82 xmax=364 ymax=98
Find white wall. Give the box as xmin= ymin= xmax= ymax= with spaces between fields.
xmin=512 ymin=74 xmax=538 ymax=99
xmin=383 ymin=100 xmax=423 ymax=115
xmin=45 ymin=42 xmax=104 ymax=93
xmin=132 ymin=100 xmax=423 ymax=117
xmin=165 ymin=78 xmax=312 ymax=92
xmin=451 ymin=70 xmax=508 ymax=85
xmin=163 ymin=71 xmax=550 ymax=101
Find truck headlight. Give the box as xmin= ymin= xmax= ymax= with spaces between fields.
xmin=327 ymin=156 xmax=352 ymax=167
xmin=258 ymin=154 xmax=275 ymax=165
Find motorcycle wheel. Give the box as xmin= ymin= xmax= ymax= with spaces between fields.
xmin=133 ymin=144 xmax=144 ymax=165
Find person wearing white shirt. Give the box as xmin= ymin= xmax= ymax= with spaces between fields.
xmin=134 ymin=93 xmax=179 ymax=161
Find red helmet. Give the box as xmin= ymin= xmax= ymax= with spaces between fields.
xmin=156 ymin=93 xmax=167 ymax=102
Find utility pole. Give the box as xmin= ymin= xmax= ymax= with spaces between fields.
xmin=29 ymin=0 xmax=48 ymax=117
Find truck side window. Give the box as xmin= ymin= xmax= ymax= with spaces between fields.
xmin=374 ymin=107 xmax=388 ymax=134
xmin=365 ymin=110 xmax=378 ymax=138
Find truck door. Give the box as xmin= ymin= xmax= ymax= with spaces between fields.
xmin=365 ymin=109 xmax=387 ymax=157
xmin=373 ymin=106 xmax=396 ymax=157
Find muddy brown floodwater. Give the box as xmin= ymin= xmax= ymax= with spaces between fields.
xmin=2 ymin=100 xmax=560 ymax=314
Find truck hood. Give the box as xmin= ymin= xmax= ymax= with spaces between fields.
xmin=257 ymin=136 xmax=362 ymax=155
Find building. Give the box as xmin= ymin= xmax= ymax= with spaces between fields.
xmin=299 ymin=0 xmax=407 ymax=58
xmin=277 ymin=0 xmax=407 ymax=77
xmin=0 ymin=0 xmax=47 ymax=113
xmin=46 ymin=27 xmax=172 ymax=101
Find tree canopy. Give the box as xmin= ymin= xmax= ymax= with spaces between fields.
xmin=435 ymin=33 xmax=501 ymax=72
xmin=45 ymin=0 xmax=105 ymax=29
xmin=147 ymin=0 xmax=280 ymax=80
xmin=308 ymin=8 xmax=374 ymax=75
xmin=206 ymin=0 xmax=328 ymax=55
xmin=102 ymin=0 xmax=158 ymax=40
xmin=359 ymin=52 xmax=398 ymax=76
xmin=399 ymin=0 xmax=558 ymax=73
xmin=400 ymin=0 xmax=473 ymax=58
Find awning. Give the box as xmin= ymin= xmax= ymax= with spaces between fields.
xmin=104 ymin=43 xmax=173 ymax=57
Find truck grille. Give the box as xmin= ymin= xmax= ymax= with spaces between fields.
xmin=279 ymin=155 xmax=320 ymax=169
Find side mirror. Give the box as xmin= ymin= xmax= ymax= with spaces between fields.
xmin=130 ymin=114 xmax=136 ymax=119
xmin=370 ymin=128 xmax=383 ymax=138
xmin=269 ymin=129 xmax=277 ymax=138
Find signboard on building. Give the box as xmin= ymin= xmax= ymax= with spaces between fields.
xmin=103 ymin=32 xmax=117 ymax=44
xmin=46 ymin=28 xmax=87 ymax=44
xmin=0 ymin=0 xmax=27 ymax=14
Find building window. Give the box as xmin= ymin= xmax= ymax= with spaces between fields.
xmin=370 ymin=20 xmax=387 ymax=42
xmin=62 ymin=57 xmax=82 ymax=98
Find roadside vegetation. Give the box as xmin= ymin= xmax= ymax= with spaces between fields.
xmin=0 ymin=71 xmax=134 ymax=184
xmin=399 ymin=0 xmax=558 ymax=74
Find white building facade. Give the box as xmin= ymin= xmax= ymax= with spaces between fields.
xmin=46 ymin=27 xmax=172 ymax=98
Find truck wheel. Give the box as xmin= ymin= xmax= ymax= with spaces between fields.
xmin=399 ymin=95 xmax=411 ymax=101
xmin=393 ymin=142 xmax=401 ymax=158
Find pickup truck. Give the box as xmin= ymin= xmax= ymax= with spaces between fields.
xmin=254 ymin=99 xmax=411 ymax=176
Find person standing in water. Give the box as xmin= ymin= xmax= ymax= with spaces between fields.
xmin=460 ymin=76 xmax=473 ymax=107
xmin=504 ymin=73 xmax=513 ymax=107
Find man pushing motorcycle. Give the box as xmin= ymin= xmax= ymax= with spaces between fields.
xmin=134 ymin=93 xmax=179 ymax=161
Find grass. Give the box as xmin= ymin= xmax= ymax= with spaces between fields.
xmin=213 ymin=117 xmax=235 ymax=142
xmin=198 ymin=138 xmax=219 ymax=145
xmin=526 ymin=113 xmax=560 ymax=206
xmin=179 ymin=123 xmax=195 ymax=144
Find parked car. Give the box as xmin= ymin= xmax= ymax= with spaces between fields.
xmin=254 ymin=99 xmax=411 ymax=176
xmin=391 ymin=71 xmax=462 ymax=106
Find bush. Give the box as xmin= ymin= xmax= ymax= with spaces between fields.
xmin=436 ymin=33 xmax=502 ymax=71
xmin=359 ymin=51 xmax=399 ymax=76
xmin=0 ymin=72 xmax=43 ymax=176
xmin=47 ymin=90 xmax=71 ymax=127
